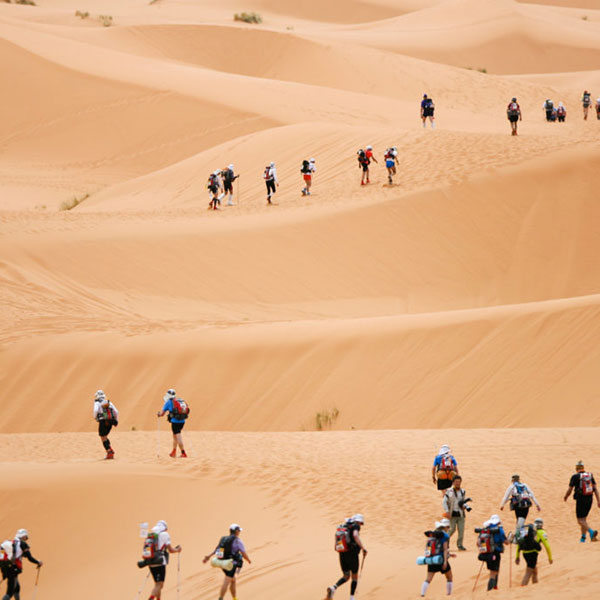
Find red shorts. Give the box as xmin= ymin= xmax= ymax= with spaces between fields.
xmin=303 ymin=174 xmax=312 ymax=182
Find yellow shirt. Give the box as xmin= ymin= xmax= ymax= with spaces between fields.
xmin=516 ymin=528 xmax=552 ymax=562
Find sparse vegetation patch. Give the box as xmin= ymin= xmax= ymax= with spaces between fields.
xmin=315 ymin=407 xmax=340 ymax=431
xmin=60 ymin=193 xmax=89 ymax=211
xmin=234 ymin=12 xmax=262 ymax=24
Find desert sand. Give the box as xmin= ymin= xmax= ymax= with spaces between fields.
xmin=1 ymin=1 xmax=599 ymax=599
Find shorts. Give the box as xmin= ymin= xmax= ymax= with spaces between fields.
xmin=150 ymin=565 xmax=166 ymax=582
xmin=339 ymin=551 xmax=360 ymax=574
xmin=437 ymin=478 xmax=452 ymax=491
xmin=523 ymin=552 xmax=538 ymax=569
xmin=223 ymin=182 xmax=233 ymax=193
xmin=576 ymin=495 xmax=593 ymax=518
xmin=266 ymin=180 xmax=276 ymax=195
xmin=583 ymin=103 xmax=590 ymax=108
xmin=303 ymin=174 xmax=312 ymax=182
xmin=208 ymin=185 xmax=218 ymax=195
xmin=514 ymin=506 xmax=530 ymax=520
xmin=98 ymin=420 xmax=113 ymax=437
xmin=427 ymin=560 xmax=451 ymax=574
xmin=171 ymin=422 xmax=185 ymax=435
xmin=223 ymin=561 xmax=242 ymax=578
xmin=508 ymin=114 xmax=519 ymax=123
xmin=480 ymin=552 xmax=501 ymax=572
xmin=360 ymin=163 xmax=369 ymax=172
xmin=423 ymin=108 xmax=434 ymax=117
xmin=385 ymin=160 xmax=395 ymax=168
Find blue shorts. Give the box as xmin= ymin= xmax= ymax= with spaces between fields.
xmin=386 ymin=160 xmax=395 ymax=168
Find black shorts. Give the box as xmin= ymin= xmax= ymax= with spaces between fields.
xmin=266 ymin=180 xmax=276 ymax=195
xmin=437 ymin=478 xmax=452 ymax=491
xmin=423 ymin=108 xmax=434 ymax=117
xmin=208 ymin=185 xmax=218 ymax=195
xmin=576 ymin=495 xmax=593 ymax=518
xmin=360 ymin=163 xmax=369 ymax=172
xmin=427 ymin=561 xmax=450 ymax=574
xmin=98 ymin=420 xmax=113 ymax=437
xmin=480 ymin=552 xmax=501 ymax=571
xmin=508 ymin=114 xmax=519 ymax=123
xmin=171 ymin=422 xmax=185 ymax=435
xmin=224 ymin=182 xmax=233 ymax=193
xmin=514 ymin=506 xmax=530 ymax=520
xmin=149 ymin=565 xmax=166 ymax=582
xmin=339 ymin=551 xmax=360 ymax=574
xmin=523 ymin=552 xmax=538 ymax=568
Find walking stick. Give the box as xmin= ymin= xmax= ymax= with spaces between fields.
xmin=134 ymin=571 xmax=150 ymax=600
xmin=509 ymin=539 xmax=512 ymax=588
xmin=236 ymin=175 xmax=240 ymax=206
xmin=359 ymin=551 xmax=366 ymax=579
xmin=156 ymin=415 xmax=161 ymax=459
xmin=31 ymin=566 xmax=41 ymax=600
xmin=472 ymin=560 xmax=484 ymax=592
xmin=177 ymin=552 xmax=181 ymax=600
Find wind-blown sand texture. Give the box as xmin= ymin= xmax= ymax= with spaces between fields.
xmin=1 ymin=1 xmax=599 ymax=599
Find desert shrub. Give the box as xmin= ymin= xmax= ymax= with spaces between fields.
xmin=75 ymin=10 xmax=89 ymax=19
xmin=60 ymin=193 xmax=89 ymax=211
xmin=234 ymin=12 xmax=262 ymax=24
xmin=478 ymin=67 xmax=488 ymax=74
xmin=99 ymin=14 xmax=113 ymax=27
xmin=315 ymin=408 xmax=340 ymax=431
xmin=16 ymin=0 xmax=38 ymax=5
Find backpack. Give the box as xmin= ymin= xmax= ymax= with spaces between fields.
xmin=579 ymin=472 xmax=594 ymax=496
xmin=141 ymin=533 xmax=163 ymax=565
xmin=170 ymin=398 xmax=190 ymax=420
xmin=357 ymin=151 xmax=369 ymax=166
xmin=439 ymin=454 xmax=454 ymax=472
xmin=215 ymin=535 xmax=235 ymax=559
xmin=557 ymin=105 xmax=566 ymax=116
xmin=583 ymin=93 xmax=591 ymax=105
xmin=0 ymin=540 xmax=13 ymax=562
xmin=508 ymin=102 xmax=519 ymax=117
xmin=424 ymin=533 xmax=444 ymax=558
xmin=335 ymin=523 xmax=351 ymax=553
xmin=423 ymin=98 xmax=433 ymax=109
xmin=515 ymin=524 xmax=541 ymax=552
xmin=96 ymin=400 xmax=116 ymax=423
xmin=301 ymin=160 xmax=310 ymax=174
xmin=545 ymin=100 xmax=554 ymax=109
xmin=207 ymin=173 xmax=218 ymax=188
xmin=510 ymin=482 xmax=532 ymax=509
xmin=477 ymin=528 xmax=494 ymax=555
xmin=264 ymin=166 xmax=272 ymax=180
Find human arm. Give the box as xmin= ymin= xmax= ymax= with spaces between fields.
xmin=432 ymin=465 xmax=437 ymax=484
xmin=500 ymin=484 xmax=513 ymax=509
xmin=167 ymin=543 xmax=182 ymax=553
xmin=564 ymin=477 xmax=575 ymax=501
xmin=353 ymin=530 xmax=367 ymax=554
xmin=443 ymin=539 xmax=449 ymax=568
xmin=93 ymin=401 xmax=100 ymax=420
xmin=442 ymin=491 xmax=450 ymax=515
xmin=202 ymin=547 xmax=217 ymax=563
xmin=594 ymin=481 xmax=600 ymax=507
xmin=452 ymin=458 xmax=459 ymax=476
xmin=538 ymin=531 xmax=552 ymax=563
xmin=157 ymin=399 xmax=170 ymax=418
xmin=22 ymin=549 xmax=42 ymax=567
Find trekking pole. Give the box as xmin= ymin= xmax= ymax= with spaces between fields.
xmin=236 ymin=176 xmax=240 ymax=207
xmin=156 ymin=415 xmax=160 ymax=459
xmin=31 ymin=566 xmax=41 ymax=600
xmin=509 ymin=539 xmax=512 ymax=588
xmin=177 ymin=552 xmax=181 ymax=600
xmin=134 ymin=571 xmax=150 ymax=600
xmin=472 ymin=560 xmax=484 ymax=592
xmin=359 ymin=551 xmax=366 ymax=579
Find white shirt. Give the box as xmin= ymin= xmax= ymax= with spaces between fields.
xmin=265 ymin=166 xmax=278 ymax=183
xmin=500 ymin=482 xmax=539 ymax=508
xmin=443 ymin=487 xmax=466 ymax=517
xmin=93 ymin=398 xmax=119 ymax=421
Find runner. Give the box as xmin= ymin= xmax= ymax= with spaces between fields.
xmin=432 ymin=445 xmax=460 ymax=496
xmin=421 ymin=94 xmax=436 ymax=129
xmin=93 ymin=389 xmax=118 ymax=460
xmin=207 ymin=170 xmax=223 ymax=210
xmin=384 ymin=147 xmax=399 ymax=184
xmin=300 ymin=158 xmax=316 ymax=196
xmin=582 ymin=90 xmax=592 ymax=120
xmin=476 ymin=515 xmax=508 ymax=591
xmin=264 ymin=162 xmax=278 ymax=204
xmin=203 ymin=524 xmax=251 ymax=600
xmin=564 ymin=460 xmax=599 ymax=542
xmin=157 ymin=388 xmax=189 ymax=458
xmin=0 ymin=529 xmax=42 ymax=600
xmin=507 ymin=97 xmax=521 ymax=136
xmin=326 ymin=514 xmax=367 ymax=600
xmin=142 ymin=520 xmax=182 ymax=600
xmin=515 ymin=518 xmax=552 ymax=586
xmin=222 ymin=164 xmax=239 ymax=206
xmin=420 ymin=519 xmax=453 ymax=597
xmin=499 ymin=474 xmax=541 ymax=529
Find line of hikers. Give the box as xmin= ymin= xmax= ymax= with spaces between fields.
xmin=507 ymin=91 xmax=599 ymax=134
xmin=93 ymin=388 xmax=190 ymax=460
xmin=422 ymin=447 xmax=600 ymax=596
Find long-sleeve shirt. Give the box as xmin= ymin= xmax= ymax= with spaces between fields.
xmin=516 ymin=528 xmax=552 ymax=561
xmin=14 ymin=540 xmax=41 ymax=567
xmin=265 ymin=166 xmax=278 ymax=183
xmin=93 ymin=399 xmax=118 ymax=421
xmin=500 ymin=482 xmax=539 ymax=508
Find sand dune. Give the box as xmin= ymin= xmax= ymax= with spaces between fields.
xmin=1 ymin=1 xmax=599 ymax=599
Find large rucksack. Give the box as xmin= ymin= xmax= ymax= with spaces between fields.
xmin=579 ymin=472 xmax=594 ymax=496
xmin=207 ymin=173 xmax=219 ymax=189
xmin=264 ymin=166 xmax=273 ymax=180
xmin=583 ymin=93 xmax=591 ymax=105
xmin=508 ymin=102 xmax=519 ymax=117
xmin=96 ymin=399 xmax=117 ymax=423
xmin=357 ymin=150 xmax=369 ymax=166
xmin=424 ymin=533 xmax=444 ymax=560
xmin=510 ymin=482 xmax=532 ymax=509
xmin=515 ymin=524 xmax=541 ymax=552
xmin=170 ymin=398 xmax=190 ymax=420
xmin=545 ymin=100 xmax=554 ymax=110
xmin=335 ymin=522 xmax=352 ymax=553
xmin=141 ymin=532 xmax=163 ymax=566
xmin=477 ymin=528 xmax=494 ymax=558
